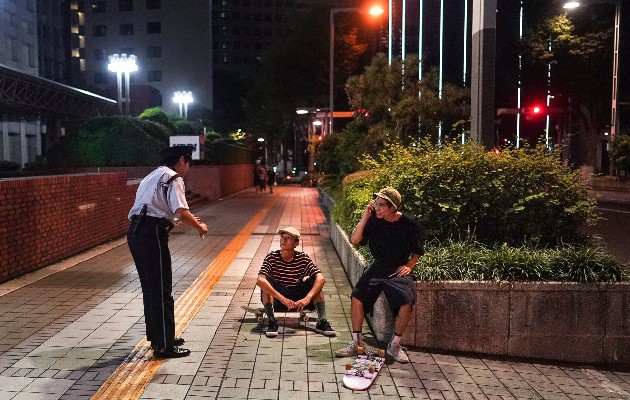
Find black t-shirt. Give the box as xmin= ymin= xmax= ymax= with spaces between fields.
xmin=359 ymin=213 xmax=423 ymax=277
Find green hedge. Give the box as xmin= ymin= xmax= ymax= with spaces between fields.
xmin=416 ymin=241 xmax=627 ymax=283
xmin=45 ymin=116 xmax=166 ymax=167
xmin=333 ymin=140 xmax=596 ymax=247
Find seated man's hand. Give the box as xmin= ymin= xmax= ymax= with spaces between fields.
xmin=279 ymin=297 xmax=297 ymax=310
xmin=294 ymin=296 xmax=312 ymax=312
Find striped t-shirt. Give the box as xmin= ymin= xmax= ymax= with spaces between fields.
xmin=258 ymin=250 xmax=320 ymax=287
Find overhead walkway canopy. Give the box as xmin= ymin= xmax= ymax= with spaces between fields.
xmin=0 ymin=63 xmax=116 ymax=121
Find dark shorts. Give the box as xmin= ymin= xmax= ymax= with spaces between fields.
xmin=260 ymin=275 xmax=317 ymax=311
xmin=351 ymin=271 xmax=416 ymax=315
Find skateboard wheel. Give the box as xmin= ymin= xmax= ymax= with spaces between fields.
xmin=345 ymin=362 xmax=352 ymax=370
xmin=257 ymin=316 xmax=264 ymax=323
xmin=303 ymin=315 xmax=309 ymax=322
xmin=357 ymin=345 xmax=365 ymax=355
xmin=378 ymin=349 xmax=385 ymax=358
xmin=368 ymin=365 xmax=375 ymax=374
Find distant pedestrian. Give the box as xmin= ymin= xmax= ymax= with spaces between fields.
xmin=266 ymin=168 xmax=276 ymax=193
xmin=335 ymin=187 xmax=422 ymax=363
xmin=253 ymin=165 xmax=261 ymax=192
xmin=127 ymin=145 xmax=208 ymax=359
xmin=258 ymin=165 xmax=267 ymax=192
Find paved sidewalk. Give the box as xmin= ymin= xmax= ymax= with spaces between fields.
xmin=1 ymin=186 xmax=630 ymax=399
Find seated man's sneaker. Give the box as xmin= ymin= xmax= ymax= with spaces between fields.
xmin=314 ymin=319 xmax=336 ymax=337
xmin=265 ymin=319 xmax=279 ymax=338
xmin=386 ymin=340 xmax=409 ymax=363
xmin=335 ymin=341 xmax=361 ymax=357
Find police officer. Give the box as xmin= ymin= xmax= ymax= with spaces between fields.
xmin=127 ymin=145 xmax=208 ymax=358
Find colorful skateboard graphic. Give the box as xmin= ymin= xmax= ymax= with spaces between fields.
xmin=343 ymin=349 xmax=386 ymax=391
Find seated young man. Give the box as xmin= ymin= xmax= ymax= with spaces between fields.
xmin=256 ymin=227 xmax=336 ymax=338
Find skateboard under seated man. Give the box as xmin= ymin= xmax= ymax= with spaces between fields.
xmin=256 ymin=227 xmax=336 ymax=338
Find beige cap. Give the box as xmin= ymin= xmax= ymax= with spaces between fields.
xmin=373 ymin=187 xmax=402 ymax=209
xmin=278 ymin=226 xmax=301 ymax=239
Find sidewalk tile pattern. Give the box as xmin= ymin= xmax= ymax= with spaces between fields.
xmin=0 ymin=186 xmax=629 ymax=399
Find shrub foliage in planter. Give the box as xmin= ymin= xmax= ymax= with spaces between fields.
xmin=333 ymin=140 xmax=597 ymax=248
xmin=417 ymin=241 xmax=627 ymax=283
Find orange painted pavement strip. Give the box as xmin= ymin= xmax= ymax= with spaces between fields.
xmin=91 ymin=198 xmax=273 ymax=400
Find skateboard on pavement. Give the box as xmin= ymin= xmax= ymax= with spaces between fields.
xmin=343 ymin=349 xmax=386 ymax=391
xmin=241 ymin=306 xmax=312 ymax=326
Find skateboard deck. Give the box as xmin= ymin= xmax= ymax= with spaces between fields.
xmin=241 ymin=306 xmax=313 ymax=325
xmin=343 ymin=350 xmax=385 ymax=391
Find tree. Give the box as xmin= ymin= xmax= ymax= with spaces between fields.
xmin=523 ymin=12 xmax=612 ymax=169
xmin=338 ymin=54 xmax=470 ymax=166
xmin=242 ymin=7 xmax=373 ymax=173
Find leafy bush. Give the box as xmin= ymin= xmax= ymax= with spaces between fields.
xmin=333 ymin=140 xmax=596 ymax=247
xmin=173 ymin=120 xmax=199 ymax=136
xmin=0 ymin=160 xmax=20 ymax=171
xmin=415 ymin=241 xmax=627 ymax=283
xmin=611 ymin=134 xmax=630 ymax=178
xmin=138 ymin=107 xmax=176 ymax=132
xmin=45 ymin=116 xmax=166 ymax=167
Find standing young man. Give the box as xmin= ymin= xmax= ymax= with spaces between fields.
xmin=335 ymin=187 xmax=422 ymax=363
xmin=127 ymin=145 xmax=208 ymax=358
xmin=257 ymin=227 xmax=335 ymax=338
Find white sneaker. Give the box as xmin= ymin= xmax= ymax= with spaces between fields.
xmin=335 ymin=341 xmax=360 ymax=357
xmin=387 ymin=340 xmax=409 ymax=363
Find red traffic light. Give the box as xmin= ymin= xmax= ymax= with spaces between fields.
xmin=533 ymin=106 xmax=542 ymax=114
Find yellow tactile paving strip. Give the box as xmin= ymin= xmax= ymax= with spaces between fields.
xmin=91 ymin=201 xmax=272 ymax=400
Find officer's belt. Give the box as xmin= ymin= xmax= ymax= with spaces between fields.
xmin=130 ymin=215 xmax=174 ymax=233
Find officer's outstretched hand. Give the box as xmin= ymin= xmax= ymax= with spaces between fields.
xmin=198 ymin=223 xmax=208 ymax=239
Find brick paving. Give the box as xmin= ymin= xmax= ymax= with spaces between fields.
xmin=1 ymin=185 xmax=630 ymax=399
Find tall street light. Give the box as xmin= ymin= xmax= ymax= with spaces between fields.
xmin=107 ymin=53 xmax=138 ymax=115
xmin=330 ymin=5 xmax=384 ymax=137
xmin=564 ymin=0 xmax=621 ymax=144
xmin=173 ymin=91 xmax=193 ymax=120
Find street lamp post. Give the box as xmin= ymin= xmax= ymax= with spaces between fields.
xmin=564 ymin=0 xmax=621 ymax=143
xmin=107 ymin=53 xmax=138 ymax=115
xmin=329 ymin=6 xmax=383 ymax=137
xmin=173 ymin=91 xmax=193 ymax=119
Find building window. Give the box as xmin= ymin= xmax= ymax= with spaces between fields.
xmin=119 ymin=0 xmax=133 ymax=11
xmin=119 ymin=23 xmax=134 ymax=35
xmin=91 ymin=1 xmax=106 ymax=12
xmin=94 ymin=72 xmax=107 ymax=84
xmin=147 ymin=45 xmax=161 ymax=58
xmin=146 ymin=0 xmax=160 ymax=9
xmin=146 ymin=21 xmax=161 ymax=34
xmin=93 ymin=25 xmax=107 ymax=37
xmin=93 ymin=48 xmax=104 ymax=60
xmin=147 ymin=70 xmax=161 ymax=82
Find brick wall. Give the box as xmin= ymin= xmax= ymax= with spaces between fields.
xmin=0 ymin=173 xmax=137 ymax=282
xmin=0 ymin=164 xmax=253 ymax=283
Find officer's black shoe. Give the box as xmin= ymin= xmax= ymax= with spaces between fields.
xmin=153 ymin=346 xmax=191 ymax=358
xmin=150 ymin=337 xmax=185 ymax=349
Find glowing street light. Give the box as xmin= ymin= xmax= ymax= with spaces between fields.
xmin=173 ymin=91 xmax=193 ymax=119
xmin=107 ymin=53 xmax=138 ymax=115
xmin=330 ymin=5 xmax=384 ymax=136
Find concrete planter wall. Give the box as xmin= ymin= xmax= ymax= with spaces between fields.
xmin=322 ymin=190 xmax=630 ymax=364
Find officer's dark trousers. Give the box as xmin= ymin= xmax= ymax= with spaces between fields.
xmin=127 ymin=217 xmax=175 ymax=349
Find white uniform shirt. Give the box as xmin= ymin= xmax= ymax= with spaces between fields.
xmin=128 ymin=166 xmax=189 ymax=222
